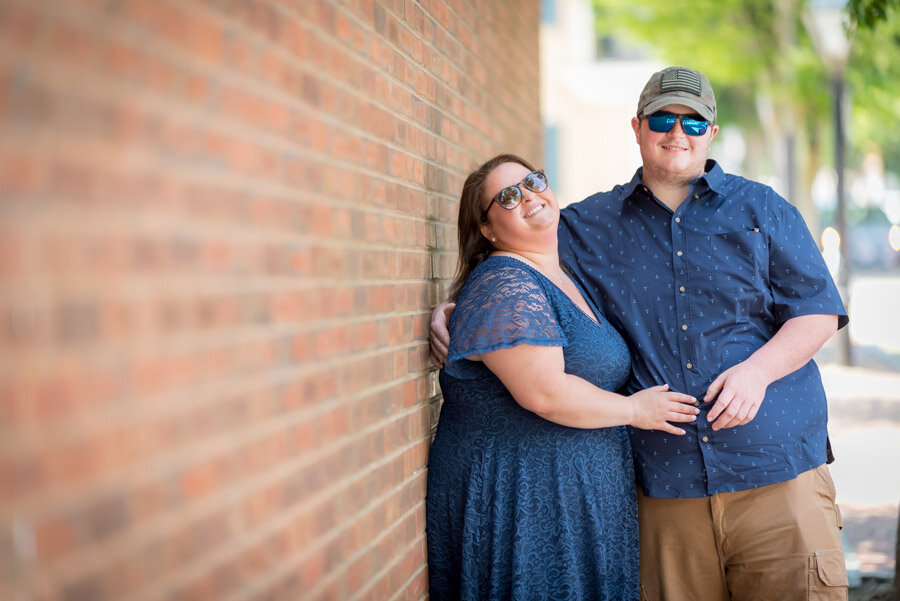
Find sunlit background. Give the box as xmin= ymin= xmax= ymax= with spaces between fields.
xmin=541 ymin=0 xmax=899 ymax=589
xmin=1 ymin=1 xmax=896 ymax=598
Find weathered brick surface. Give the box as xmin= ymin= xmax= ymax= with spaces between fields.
xmin=0 ymin=0 xmax=542 ymax=599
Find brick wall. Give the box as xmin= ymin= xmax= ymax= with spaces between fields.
xmin=0 ymin=1 xmax=542 ymax=600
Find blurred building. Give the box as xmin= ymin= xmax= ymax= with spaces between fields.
xmin=540 ymin=0 xmax=785 ymax=210
xmin=540 ymin=0 xmax=659 ymax=205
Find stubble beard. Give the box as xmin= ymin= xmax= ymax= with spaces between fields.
xmin=643 ymin=161 xmax=703 ymax=190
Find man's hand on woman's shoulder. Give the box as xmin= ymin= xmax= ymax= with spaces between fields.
xmin=430 ymin=300 xmax=455 ymax=368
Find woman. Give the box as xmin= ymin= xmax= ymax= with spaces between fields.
xmin=426 ymin=154 xmax=699 ymax=600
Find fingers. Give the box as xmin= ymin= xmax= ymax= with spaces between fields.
xmin=429 ymin=301 xmax=455 ymax=368
xmin=654 ymin=385 xmax=698 ymax=405
xmin=429 ymin=331 xmax=449 ymax=368
xmin=430 ymin=301 xmax=454 ymax=334
xmin=721 ymin=407 xmax=755 ymax=429
xmin=428 ymin=330 xmax=449 ymax=368
xmin=704 ymin=373 xmax=725 ymax=403
xmin=653 ymin=395 xmax=699 ymax=433
xmin=431 ymin=337 xmax=448 ymax=358
xmin=655 ymin=387 xmax=697 ymax=431
xmin=668 ymin=412 xmax=697 ymax=424
xmin=666 ymin=399 xmax=699 ymax=423
xmin=671 ymin=401 xmax=699 ymax=413
xmin=666 ymin=392 xmax=697 ymax=404
xmin=712 ymin=413 xmax=742 ymax=431
xmin=709 ymin=399 xmax=759 ymax=431
xmin=658 ymin=422 xmax=687 ymax=436
xmin=706 ymin=387 xmax=733 ymax=422
xmin=666 ymin=407 xmax=700 ymax=422
xmin=650 ymin=376 xmax=763 ymax=433
xmin=429 ymin=320 xmax=449 ymax=341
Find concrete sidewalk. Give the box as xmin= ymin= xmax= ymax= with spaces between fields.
xmin=820 ymin=361 xmax=900 ymax=579
xmin=815 ymin=272 xmax=900 ymax=580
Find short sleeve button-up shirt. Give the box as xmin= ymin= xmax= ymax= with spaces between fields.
xmin=558 ymin=160 xmax=848 ymax=498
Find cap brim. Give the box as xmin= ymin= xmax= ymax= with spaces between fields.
xmin=643 ymin=95 xmax=715 ymax=122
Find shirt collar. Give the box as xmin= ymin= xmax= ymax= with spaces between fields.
xmin=623 ymin=168 xmax=649 ymax=200
xmin=699 ymin=159 xmax=726 ymax=196
xmin=625 ymin=159 xmax=726 ymax=201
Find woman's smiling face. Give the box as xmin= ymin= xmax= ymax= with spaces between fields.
xmin=479 ymin=162 xmax=560 ymax=252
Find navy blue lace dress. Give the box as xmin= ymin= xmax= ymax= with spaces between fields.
xmin=427 ymin=256 xmax=637 ymax=601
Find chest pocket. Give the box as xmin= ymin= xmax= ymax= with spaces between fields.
xmin=705 ymin=229 xmax=769 ymax=292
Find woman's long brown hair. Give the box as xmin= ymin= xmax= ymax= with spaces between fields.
xmin=448 ymin=153 xmax=537 ymax=300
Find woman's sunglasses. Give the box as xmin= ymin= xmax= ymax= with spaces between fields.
xmin=482 ymin=170 xmax=549 ymax=219
xmin=646 ymin=111 xmax=710 ymax=136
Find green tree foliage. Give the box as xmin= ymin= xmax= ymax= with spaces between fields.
xmin=848 ymin=0 xmax=899 ymax=28
xmin=845 ymin=1 xmax=900 ymax=173
xmin=592 ymin=0 xmax=900 ymax=184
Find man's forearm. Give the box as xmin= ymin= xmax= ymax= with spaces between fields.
xmin=744 ymin=314 xmax=839 ymax=383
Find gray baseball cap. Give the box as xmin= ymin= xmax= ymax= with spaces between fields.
xmin=637 ymin=66 xmax=717 ymax=123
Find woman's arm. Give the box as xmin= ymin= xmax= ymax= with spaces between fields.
xmin=480 ymin=343 xmax=699 ymax=434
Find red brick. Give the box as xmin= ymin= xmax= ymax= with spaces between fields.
xmin=0 ymin=0 xmax=542 ymax=598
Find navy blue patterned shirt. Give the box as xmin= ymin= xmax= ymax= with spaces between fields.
xmin=558 ymin=160 xmax=848 ymax=498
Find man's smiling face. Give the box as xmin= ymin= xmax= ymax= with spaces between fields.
xmin=631 ymin=104 xmax=719 ymax=187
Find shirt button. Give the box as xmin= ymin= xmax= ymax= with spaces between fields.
xmin=693 ymin=400 xmax=701 ymax=407
xmin=676 ymin=251 xmax=684 ymax=257
xmin=681 ymin=324 xmax=688 ymax=331
xmin=674 ymin=217 xmax=681 ymax=223
xmin=686 ymin=362 xmax=693 ymax=369
xmin=702 ymin=436 xmax=709 ymax=442
xmin=694 ymin=194 xmax=700 ymax=199
xmin=679 ymin=286 xmax=686 ymax=292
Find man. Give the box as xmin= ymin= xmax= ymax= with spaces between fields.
xmin=430 ymin=67 xmax=849 ymax=600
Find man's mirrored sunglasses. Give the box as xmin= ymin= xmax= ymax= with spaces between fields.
xmin=646 ymin=111 xmax=710 ymax=136
xmin=483 ymin=170 xmax=549 ymax=219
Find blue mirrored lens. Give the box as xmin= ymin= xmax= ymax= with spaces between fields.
xmin=647 ymin=113 xmax=708 ymax=136
xmin=680 ymin=117 xmax=708 ymax=136
xmin=647 ymin=113 xmax=676 ymax=133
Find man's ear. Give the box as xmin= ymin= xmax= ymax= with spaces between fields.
xmin=631 ymin=116 xmax=642 ymax=144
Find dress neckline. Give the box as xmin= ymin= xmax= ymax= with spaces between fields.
xmin=485 ymin=255 xmax=603 ymax=327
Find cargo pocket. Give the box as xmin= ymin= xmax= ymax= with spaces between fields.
xmin=808 ymin=548 xmax=848 ymax=600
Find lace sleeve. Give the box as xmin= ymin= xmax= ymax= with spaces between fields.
xmin=445 ymin=261 xmax=566 ymax=375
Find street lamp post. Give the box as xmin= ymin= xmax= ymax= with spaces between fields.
xmin=804 ymin=0 xmax=854 ymax=366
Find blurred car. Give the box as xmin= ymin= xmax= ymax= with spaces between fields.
xmin=821 ymin=206 xmax=900 ymax=272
